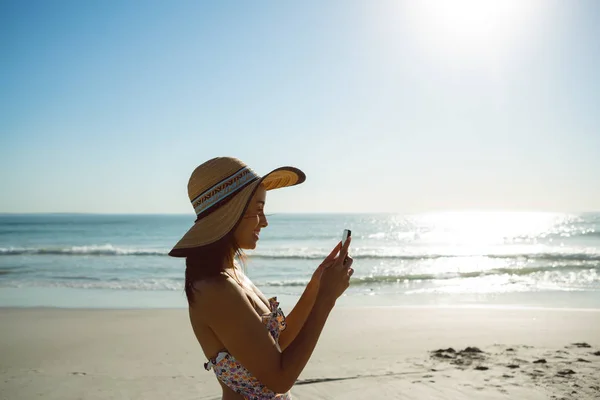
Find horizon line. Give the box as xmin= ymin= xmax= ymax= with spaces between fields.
xmin=1 ymin=210 xmax=599 ymax=216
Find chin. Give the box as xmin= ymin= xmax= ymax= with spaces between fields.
xmin=240 ymin=242 xmax=257 ymax=250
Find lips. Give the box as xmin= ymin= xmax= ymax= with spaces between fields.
xmin=253 ymin=230 xmax=260 ymax=240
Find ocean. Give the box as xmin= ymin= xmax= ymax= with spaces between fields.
xmin=1 ymin=212 xmax=599 ymax=310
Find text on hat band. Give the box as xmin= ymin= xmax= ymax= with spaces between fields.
xmin=191 ymin=166 xmax=259 ymax=216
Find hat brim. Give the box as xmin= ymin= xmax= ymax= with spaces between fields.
xmin=168 ymin=166 xmax=305 ymax=257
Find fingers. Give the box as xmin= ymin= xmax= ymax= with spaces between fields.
xmin=336 ymin=237 xmax=351 ymax=268
xmin=325 ymin=241 xmax=342 ymax=262
xmin=343 ymin=255 xmax=353 ymax=267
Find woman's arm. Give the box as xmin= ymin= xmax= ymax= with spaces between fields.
xmin=276 ymin=246 xmax=340 ymax=351
xmin=193 ymin=276 xmax=336 ymax=393
xmin=195 ymin=240 xmax=352 ymax=393
xmin=277 ymin=280 xmax=319 ymax=351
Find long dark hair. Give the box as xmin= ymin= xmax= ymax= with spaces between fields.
xmin=184 ymin=232 xmax=246 ymax=304
xmin=182 ymin=182 xmax=263 ymax=304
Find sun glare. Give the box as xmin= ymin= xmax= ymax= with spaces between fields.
xmin=402 ymin=0 xmax=546 ymax=63
xmin=411 ymin=211 xmax=568 ymax=257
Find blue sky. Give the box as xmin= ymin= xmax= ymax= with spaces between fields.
xmin=1 ymin=0 xmax=599 ymax=214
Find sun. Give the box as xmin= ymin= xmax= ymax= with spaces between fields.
xmin=402 ymin=0 xmax=547 ymax=63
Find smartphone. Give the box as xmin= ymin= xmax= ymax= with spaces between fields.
xmin=342 ymin=229 xmax=351 ymax=246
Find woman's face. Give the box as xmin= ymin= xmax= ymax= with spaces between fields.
xmin=234 ymin=185 xmax=268 ymax=250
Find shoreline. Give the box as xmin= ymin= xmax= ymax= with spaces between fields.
xmin=3 ymin=304 xmax=600 ymax=312
xmin=3 ymin=286 xmax=600 ymax=311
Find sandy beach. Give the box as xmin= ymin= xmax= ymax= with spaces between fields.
xmin=1 ymin=305 xmax=599 ymax=400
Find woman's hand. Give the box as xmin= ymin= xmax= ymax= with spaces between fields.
xmin=316 ymin=237 xmax=354 ymax=304
xmin=307 ymin=246 xmax=338 ymax=292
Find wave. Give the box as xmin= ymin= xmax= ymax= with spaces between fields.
xmin=2 ymin=245 xmax=600 ymax=263
xmin=259 ymin=265 xmax=599 ymax=287
xmin=0 ymin=245 xmax=166 ymax=256
xmin=1 ymin=265 xmax=597 ymax=291
xmin=250 ymin=252 xmax=600 ymax=262
xmin=0 ymin=279 xmax=183 ymax=291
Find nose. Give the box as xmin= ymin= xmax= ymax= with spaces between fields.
xmin=259 ymin=213 xmax=268 ymax=228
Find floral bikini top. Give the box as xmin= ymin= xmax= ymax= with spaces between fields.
xmin=204 ymin=296 xmax=292 ymax=400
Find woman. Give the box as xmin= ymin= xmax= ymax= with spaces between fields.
xmin=169 ymin=157 xmax=353 ymax=399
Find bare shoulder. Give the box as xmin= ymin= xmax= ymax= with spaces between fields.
xmin=190 ymin=271 xmax=287 ymax=392
xmin=190 ymin=274 xmax=254 ymax=320
xmin=192 ymin=273 xmax=231 ymax=294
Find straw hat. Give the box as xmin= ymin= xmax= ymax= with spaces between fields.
xmin=168 ymin=157 xmax=305 ymax=257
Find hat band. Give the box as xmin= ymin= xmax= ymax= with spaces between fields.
xmin=191 ymin=166 xmax=260 ymax=217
